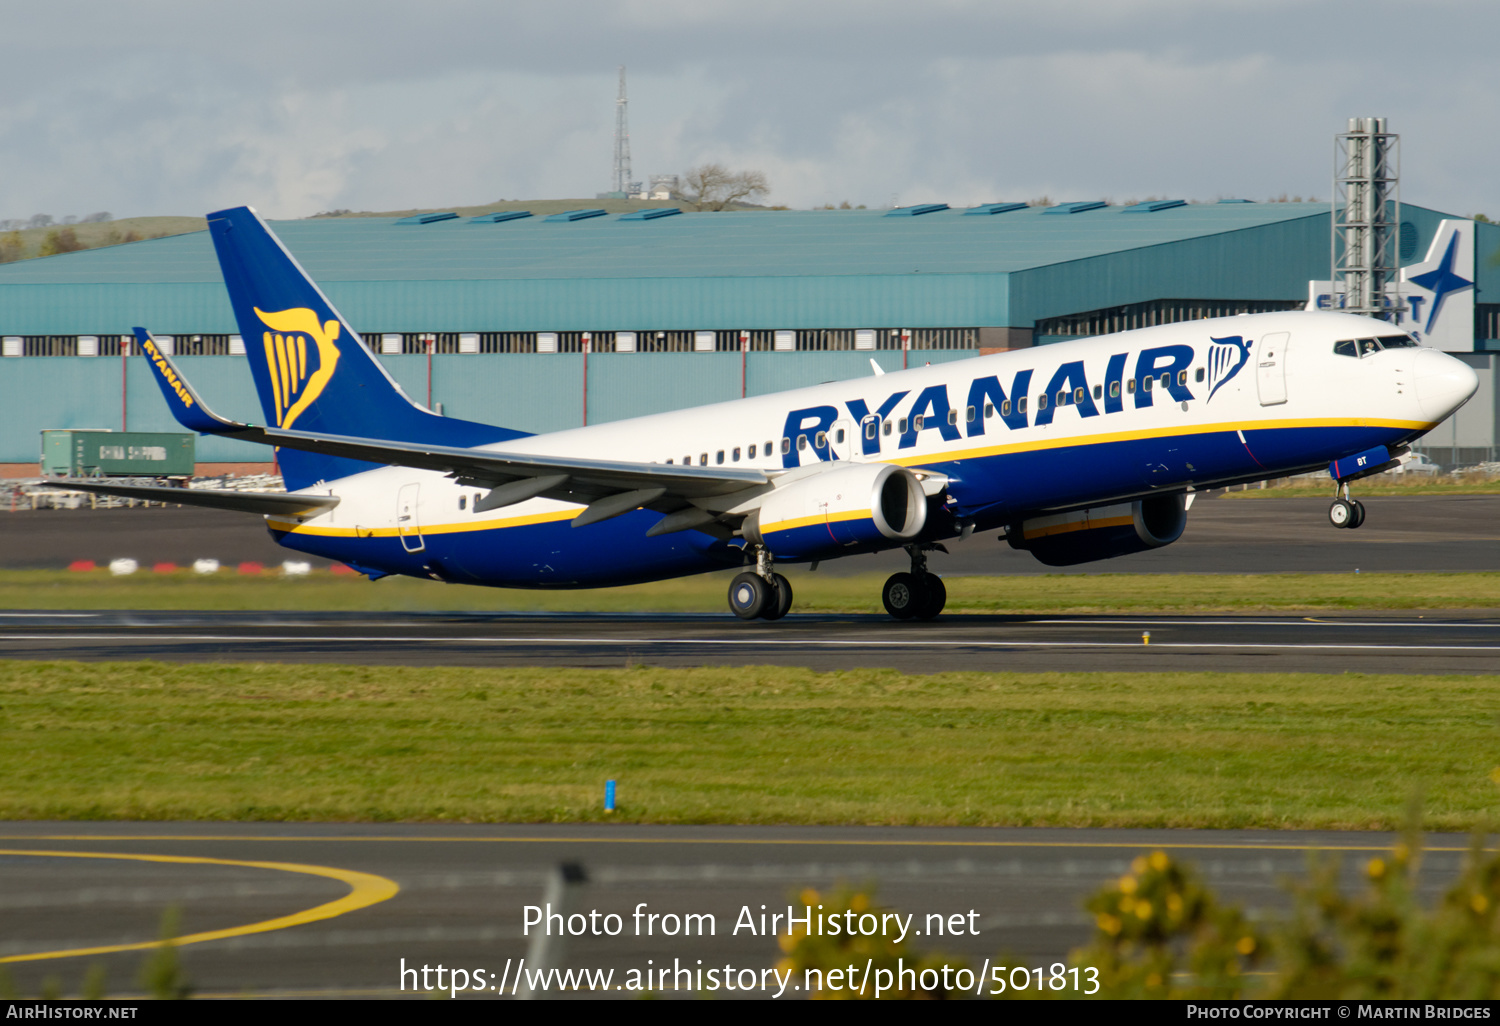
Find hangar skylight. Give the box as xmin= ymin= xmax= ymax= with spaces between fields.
xmin=618 ymin=208 xmax=681 ymax=221
xmin=1122 ymin=199 xmax=1186 ymax=213
xmin=964 ymin=203 xmax=1027 ymax=216
xmin=394 ymin=212 xmax=459 ymax=225
xmin=469 ymin=211 xmax=532 ymax=223
xmin=884 ymin=203 xmax=949 ymax=217
xmin=1043 ymin=201 xmax=1107 ymax=215
xmin=545 ymin=209 xmax=609 ymax=222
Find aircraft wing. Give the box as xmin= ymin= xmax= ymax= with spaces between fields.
xmin=133 ymin=327 xmax=770 ymax=523
xmin=42 ymin=479 xmax=340 ymax=517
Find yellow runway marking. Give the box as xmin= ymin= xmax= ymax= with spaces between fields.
xmin=0 ymin=849 xmax=399 ymax=964
xmin=0 ymin=835 xmax=1478 ymax=854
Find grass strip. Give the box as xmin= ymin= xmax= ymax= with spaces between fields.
xmin=1 ymin=660 xmax=1497 ymax=829
xmin=4 ymin=569 xmax=1500 ymax=613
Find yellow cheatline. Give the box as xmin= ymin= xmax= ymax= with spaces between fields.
xmin=0 ymin=850 xmax=399 ymax=964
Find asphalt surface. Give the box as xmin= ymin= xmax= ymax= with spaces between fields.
xmin=3 ymin=608 xmax=1499 ymax=674
xmin=0 ymin=823 xmax=1478 ymax=999
xmin=3 ymin=492 xmax=1500 ymax=574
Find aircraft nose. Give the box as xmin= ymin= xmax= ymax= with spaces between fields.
xmin=1414 ymin=348 xmax=1479 ymax=421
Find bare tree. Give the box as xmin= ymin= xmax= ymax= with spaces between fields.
xmin=682 ymin=163 xmax=769 ymax=211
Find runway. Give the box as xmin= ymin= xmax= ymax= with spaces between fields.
xmin=4 ymin=608 xmax=1500 ymax=673
xmin=4 ymin=493 xmax=1500 ymax=575
xmin=0 ymin=823 xmax=1479 ymax=999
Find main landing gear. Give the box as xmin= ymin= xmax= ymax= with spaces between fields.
xmin=1328 ymin=481 xmax=1366 ymax=530
xmin=728 ymin=547 xmax=793 ymax=621
xmin=882 ymin=544 xmax=947 ymax=621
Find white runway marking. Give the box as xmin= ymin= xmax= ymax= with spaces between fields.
xmin=4 ymin=633 xmax=1500 ymax=653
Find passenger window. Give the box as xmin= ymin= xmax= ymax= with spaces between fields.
xmin=1333 ymin=339 xmax=1357 ymax=357
xmin=798 ymin=435 xmax=808 ymax=451
xmin=914 ymin=415 xmax=924 ymax=430
xmin=1195 ymin=367 xmax=1205 ymax=382
xmin=898 ymin=418 xmax=908 ymax=433
xmin=748 ymin=444 xmax=757 ymax=459
xmin=474 ymin=493 xmax=482 ymax=511
xmin=1018 ymin=397 xmax=1027 ymax=413
xmin=1056 ymin=391 xmax=1067 ymax=407
xmin=716 ymin=450 xmax=724 ymax=465
xmin=985 ymin=402 xmax=995 ymax=418
xmin=1127 ymin=379 xmax=1136 ymax=394
xmin=683 ymin=455 xmax=691 ymax=465
xmin=1143 ymin=376 xmax=1153 ymax=392
xmin=459 ymin=494 xmax=467 ymax=510
xmin=780 ymin=438 xmax=790 ymax=454
xmin=1000 ymin=400 xmax=1010 ymax=416
xmin=1177 ymin=370 xmax=1187 ymax=386
xmin=947 ymin=409 xmax=958 ymax=426
xmin=765 ymin=440 xmax=773 ymax=455
xmin=666 ymin=458 xmax=673 ymax=464
xmin=700 ymin=453 xmax=708 ymax=466
xmin=815 ymin=431 xmax=827 ymax=449
xmin=1160 ymin=373 xmax=1170 ymax=388
xmin=883 ymin=420 xmax=892 ymax=436
xmin=1038 ymin=394 xmax=1048 ymax=410
xmin=1109 ymin=381 xmax=1120 ymax=398
xmin=864 ymin=420 xmax=877 ymax=440
xmin=733 ymin=448 xmax=741 ymax=461
xmin=966 ymin=405 xmax=976 ymax=423
xmin=1075 ymin=387 xmax=1086 ymax=404
xmin=835 ymin=428 xmax=845 ymax=443
xmin=1093 ymin=384 xmax=1102 ymax=400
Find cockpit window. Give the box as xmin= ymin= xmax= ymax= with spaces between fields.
xmin=1334 ymin=334 xmax=1419 ymax=358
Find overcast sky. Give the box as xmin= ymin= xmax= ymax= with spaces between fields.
xmin=5 ymin=0 xmax=1498 ymax=221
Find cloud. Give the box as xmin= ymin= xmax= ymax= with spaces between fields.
xmin=2 ymin=0 xmax=1498 ymax=219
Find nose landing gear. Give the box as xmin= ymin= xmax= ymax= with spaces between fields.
xmin=882 ymin=544 xmax=947 ymax=621
xmin=1328 ymin=482 xmax=1366 ymax=530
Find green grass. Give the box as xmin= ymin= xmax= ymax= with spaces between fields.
xmin=2 ymin=661 xmax=1497 ymax=829
xmin=6 ymin=568 xmax=1500 ymax=613
xmin=1222 ymin=476 xmax=1500 ymax=498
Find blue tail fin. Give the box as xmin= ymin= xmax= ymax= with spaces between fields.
xmin=206 ymin=206 xmax=527 ymax=489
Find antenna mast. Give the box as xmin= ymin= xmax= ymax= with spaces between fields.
xmin=613 ymin=66 xmax=632 ymax=196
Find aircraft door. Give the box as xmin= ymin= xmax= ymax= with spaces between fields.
xmin=831 ymin=419 xmax=855 ymax=461
xmin=397 ymin=483 xmax=425 ymax=552
xmin=1256 ymin=332 xmax=1290 ymax=406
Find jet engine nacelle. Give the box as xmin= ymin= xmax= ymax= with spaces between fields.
xmin=1007 ymin=493 xmax=1187 ymax=567
xmin=742 ymin=462 xmax=927 ymax=560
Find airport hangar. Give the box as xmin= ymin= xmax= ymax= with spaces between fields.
xmin=2 ymin=198 xmax=1498 ymax=477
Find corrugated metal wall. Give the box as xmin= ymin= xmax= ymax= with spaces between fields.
xmin=0 ymin=350 xmax=982 ymax=462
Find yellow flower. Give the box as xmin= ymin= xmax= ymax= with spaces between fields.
xmin=1097 ymin=913 xmax=1121 ymax=936
xmin=1135 ymin=902 xmax=1153 ymax=921
xmin=1472 ymin=894 xmax=1489 ymax=914
xmin=1149 ymin=851 xmax=1170 ymax=872
xmin=1119 ymin=875 xmax=1138 ymax=894
xmin=1166 ymin=893 xmax=1183 ymax=914
xmin=1132 ymin=856 xmax=1149 ymax=875
xmin=1236 ymin=936 xmax=1256 ymax=955
xmin=1367 ymin=858 xmax=1386 ymax=880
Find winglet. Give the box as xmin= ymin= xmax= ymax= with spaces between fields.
xmin=133 ymin=327 xmax=249 ymax=434
xmin=870 ymin=358 xmax=886 ymax=377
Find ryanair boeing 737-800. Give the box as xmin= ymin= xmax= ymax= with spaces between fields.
xmin=53 ymin=206 xmax=1481 ymax=621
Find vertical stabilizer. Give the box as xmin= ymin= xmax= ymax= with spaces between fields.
xmin=206 ymin=206 xmax=527 ymax=488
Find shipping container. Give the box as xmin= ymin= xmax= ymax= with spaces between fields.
xmin=40 ymin=429 xmax=194 ymax=478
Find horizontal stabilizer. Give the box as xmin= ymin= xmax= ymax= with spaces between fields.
xmin=44 ymin=479 xmax=339 ymax=517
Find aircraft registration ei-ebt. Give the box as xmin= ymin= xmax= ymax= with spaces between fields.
xmin=52 ymin=206 xmax=1480 ymax=622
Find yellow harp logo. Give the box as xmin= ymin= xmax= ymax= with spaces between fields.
xmin=253 ymin=307 xmax=342 ymax=430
